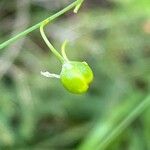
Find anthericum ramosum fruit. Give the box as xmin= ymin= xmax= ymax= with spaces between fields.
xmin=60 ymin=61 xmax=93 ymax=94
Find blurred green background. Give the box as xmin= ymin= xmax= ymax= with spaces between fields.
xmin=0 ymin=0 xmax=150 ymax=149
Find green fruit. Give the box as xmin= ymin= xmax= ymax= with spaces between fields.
xmin=60 ymin=61 xmax=93 ymax=94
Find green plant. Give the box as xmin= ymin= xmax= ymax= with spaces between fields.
xmin=0 ymin=0 xmax=83 ymax=50
xmin=0 ymin=0 xmax=150 ymax=149
xmin=0 ymin=0 xmax=94 ymax=94
xmin=40 ymin=21 xmax=93 ymax=94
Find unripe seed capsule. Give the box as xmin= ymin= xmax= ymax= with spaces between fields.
xmin=60 ymin=61 xmax=93 ymax=94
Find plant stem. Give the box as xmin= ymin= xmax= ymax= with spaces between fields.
xmin=40 ymin=24 xmax=64 ymax=63
xmin=61 ymin=40 xmax=69 ymax=62
xmin=74 ymin=0 xmax=84 ymax=13
xmin=0 ymin=1 xmax=78 ymax=50
xmin=96 ymin=94 xmax=150 ymax=150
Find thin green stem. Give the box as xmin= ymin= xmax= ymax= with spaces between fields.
xmin=96 ymin=94 xmax=150 ymax=150
xmin=0 ymin=0 xmax=79 ymax=50
xmin=61 ymin=40 xmax=69 ymax=62
xmin=74 ymin=0 xmax=84 ymax=13
xmin=40 ymin=23 xmax=64 ymax=63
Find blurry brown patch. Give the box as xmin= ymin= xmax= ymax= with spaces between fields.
xmin=143 ymin=20 xmax=150 ymax=34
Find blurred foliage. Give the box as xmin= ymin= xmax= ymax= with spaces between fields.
xmin=0 ymin=0 xmax=150 ymax=149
